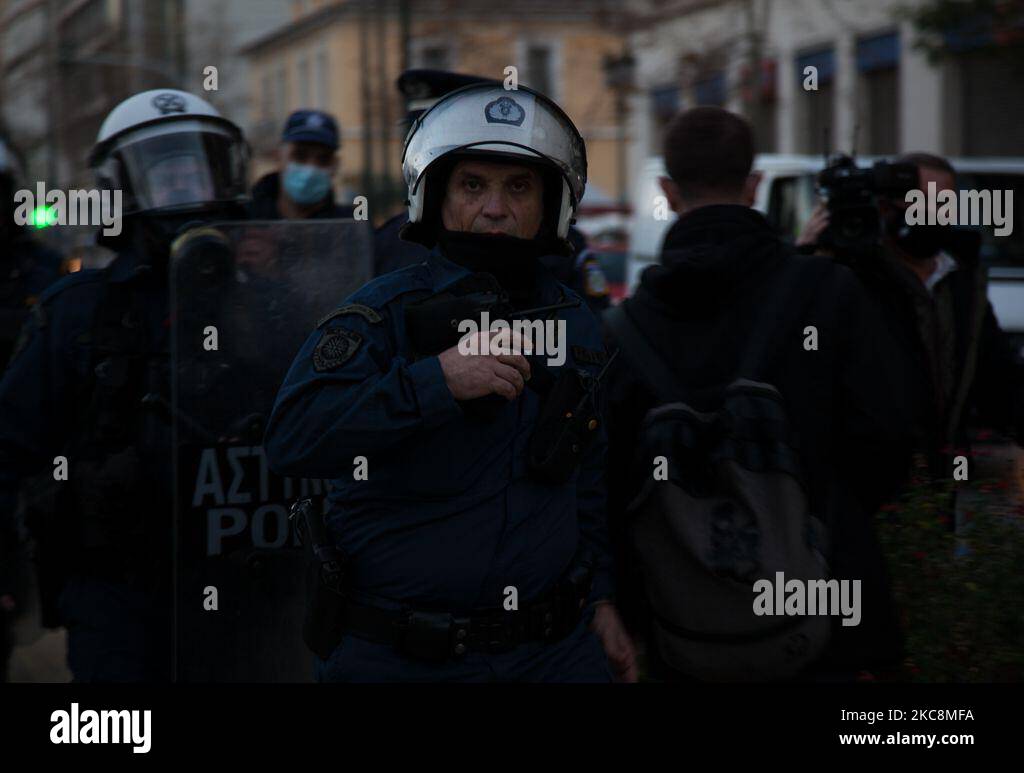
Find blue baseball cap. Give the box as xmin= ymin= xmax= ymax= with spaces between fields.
xmin=282 ymin=110 xmax=339 ymax=150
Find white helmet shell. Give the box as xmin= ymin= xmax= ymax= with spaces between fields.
xmin=92 ymin=89 xmax=234 ymax=159
xmin=401 ymin=84 xmax=587 ymax=239
xmin=90 ymin=89 xmax=248 ymax=218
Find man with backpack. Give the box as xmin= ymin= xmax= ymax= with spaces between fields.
xmin=603 ymin=107 xmax=912 ymax=681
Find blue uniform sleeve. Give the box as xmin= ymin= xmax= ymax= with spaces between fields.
xmin=263 ymin=303 xmax=463 ymax=480
xmin=0 ymin=286 xmax=81 ymax=508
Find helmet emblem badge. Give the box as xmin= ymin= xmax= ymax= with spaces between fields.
xmin=152 ymin=93 xmax=187 ymax=115
xmin=484 ymin=96 xmax=525 ymax=127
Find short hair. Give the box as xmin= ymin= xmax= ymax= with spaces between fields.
xmin=897 ymin=152 xmax=956 ymax=176
xmin=663 ymin=107 xmax=754 ymax=199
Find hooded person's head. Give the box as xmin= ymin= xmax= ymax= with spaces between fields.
xmin=658 ymin=106 xmax=760 ymax=216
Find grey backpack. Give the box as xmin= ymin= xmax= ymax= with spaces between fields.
xmin=604 ymin=258 xmax=832 ymax=681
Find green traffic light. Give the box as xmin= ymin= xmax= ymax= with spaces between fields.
xmin=30 ymin=205 xmax=57 ymax=228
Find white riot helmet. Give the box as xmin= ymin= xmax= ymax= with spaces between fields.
xmin=401 ymin=83 xmax=586 ymax=244
xmin=90 ymin=89 xmax=248 ymax=218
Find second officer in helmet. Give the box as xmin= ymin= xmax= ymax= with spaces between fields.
xmin=265 ymin=84 xmax=636 ymax=682
xmin=0 ymin=89 xmax=248 ymax=681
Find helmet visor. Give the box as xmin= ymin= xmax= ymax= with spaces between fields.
xmin=106 ymin=125 xmax=247 ymax=215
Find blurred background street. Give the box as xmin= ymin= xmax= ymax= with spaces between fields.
xmin=2 ymin=0 xmax=1022 ymax=682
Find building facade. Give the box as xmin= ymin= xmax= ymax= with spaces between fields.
xmin=242 ymin=0 xmax=631 ymax=222
xmin=0 ymin=0 xmax=286 ymax=255
xmin=626 ymin=0 xmax=1024 ymax=184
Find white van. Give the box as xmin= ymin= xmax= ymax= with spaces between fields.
xmin=627 ymin=154 xmax=1024 ymax=352
xmin=627 ymin=154 xmax=821 ymax=290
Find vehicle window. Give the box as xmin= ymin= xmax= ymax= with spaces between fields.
xmin=766 ymin=175 xmax=817 ymax=242
xmin=954 ymin=172 xmax=1024 ymax=268
xmin=766 ymin=176 xmax=799 ymax=240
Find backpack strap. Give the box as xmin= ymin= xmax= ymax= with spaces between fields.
xmin=736 ymin=255 xmax=834 ymax=382
xmin=603 ymin=255 xmax=834 ymax=403
xmin=603 ymin=304 xmax=686 ymax=405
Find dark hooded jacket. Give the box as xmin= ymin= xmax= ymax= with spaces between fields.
xmin=845 ymin=236 xmax=1024 ymax=478
xmin=603 ymin=205 xmax=913 ymax=674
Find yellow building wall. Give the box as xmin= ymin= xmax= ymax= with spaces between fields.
xmin=247 ymin=12 xmax=628 ymax=220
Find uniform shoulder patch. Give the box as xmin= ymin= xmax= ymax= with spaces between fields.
xmin=582 ymin=258 xmax=609 ymax=298
xmin=316 ymin=303 xmax=383 ymax=328
xmin=313 ymin=328 xmax=363 ymax=372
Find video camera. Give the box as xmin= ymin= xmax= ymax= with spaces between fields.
xmin=817 ymin=154 xmax=919 ymax=254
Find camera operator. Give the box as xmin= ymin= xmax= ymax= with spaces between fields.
xmin=799 ymin=152 xmax=1024 ymax=487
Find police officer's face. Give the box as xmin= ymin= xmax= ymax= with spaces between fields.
xmin=148 ymin=155 xmax=213 ymax=208
xmin=441 ymin=160 xmax=544 ymax=239
xmin=282 ymin=141 xmax=337 ymax=172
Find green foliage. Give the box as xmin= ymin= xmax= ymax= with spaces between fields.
xmin=875 ymin=473 xmax=1024 ymax=682
xmin=899 ymin=0 xmax=1024 ymax=63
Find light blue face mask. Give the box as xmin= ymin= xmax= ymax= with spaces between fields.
xmin=282 ymin=162 xmax=332 ymax=205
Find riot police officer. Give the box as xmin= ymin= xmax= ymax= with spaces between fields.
xmin=0 ymin=89 xmax=248 ymax=681
xmin=0 ymin=135 xmax=65 ymax=681
xmin=373 ymin=68 xmax=612 ymax=315
xmin=265 ymin=83 xmax=636 ymax=682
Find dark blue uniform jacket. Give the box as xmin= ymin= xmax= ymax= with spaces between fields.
xmin=264 ymin=247 xmax=613 ymax=613
xmin=0 ymin=251 xmax=168 ymax=505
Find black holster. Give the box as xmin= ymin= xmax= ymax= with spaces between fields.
xmin=292 ymin=498 xmax=350 ymax=659
xmin=527 ymin=368 xmax=601 ymax=484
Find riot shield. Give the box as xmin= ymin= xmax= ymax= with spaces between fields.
xmin=170 ymin=219 xmax=372 ymax=681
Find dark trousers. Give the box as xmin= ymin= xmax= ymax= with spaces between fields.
xmin=57 ymin=576 xmax=171 ymax=682
xmin=314 ymin=615 xmax=612 ymax=683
